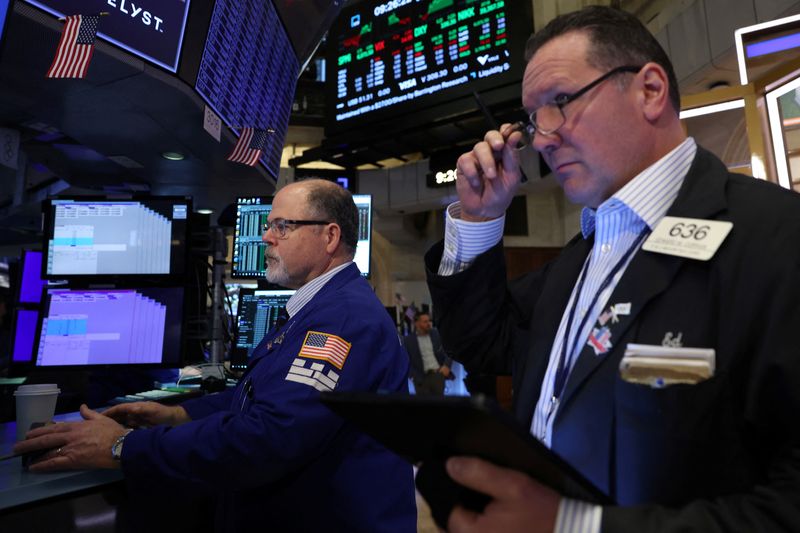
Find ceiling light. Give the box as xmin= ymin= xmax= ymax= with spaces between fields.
xmin=162 ymin=151 xmax=185 ymax=161
xmin=196 ymin=208 xmax=214 ymax=215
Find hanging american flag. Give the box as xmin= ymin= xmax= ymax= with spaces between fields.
xmin=298 ymin=331 xmax=352 ymax=370
xmin=226 ymin=127 xmax=272 ymax=166
xmin=46 ymin=15 xmax=100 ymax=79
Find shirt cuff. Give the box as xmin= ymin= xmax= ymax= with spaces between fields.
xmin=438 ymin=202 xmax=505 ymax=276
xmin=554 ymin=499 xmax=602 ymax=533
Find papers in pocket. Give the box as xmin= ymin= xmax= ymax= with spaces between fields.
xmin=620 ymin=343 xmax=715 ymax=388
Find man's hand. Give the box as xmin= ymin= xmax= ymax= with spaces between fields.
xmin=103 ymin=401 xmax=190 ymax=429
xmin=456 ymin=125 xmax=524 ymax=221
xmin=13 ymin=404 xmax=127 ymax=471
xmin=439 ymin=365 xmax=452 ymax=378
xmin=446 ymin=456 xmax=561 ymax=533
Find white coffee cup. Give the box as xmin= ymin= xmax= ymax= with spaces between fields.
xmin=14 ymin=384 xmax=61 ymax=441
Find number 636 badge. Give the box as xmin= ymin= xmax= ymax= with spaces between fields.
xmin=642 ymin=216 xmax=733 ymax=261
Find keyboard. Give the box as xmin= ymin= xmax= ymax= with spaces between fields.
xmin=108 ymin=387 xmax=203 ymax=405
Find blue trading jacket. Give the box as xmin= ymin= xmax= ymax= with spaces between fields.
xmin=121 ymin=264 xmax=416 ymax=532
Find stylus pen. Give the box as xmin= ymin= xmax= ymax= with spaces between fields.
xmin=472 ymin=91 xmax=528 ymax=183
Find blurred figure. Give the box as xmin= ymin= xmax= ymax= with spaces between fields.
xmin=403 ymin=312 xmax=452 ymax=395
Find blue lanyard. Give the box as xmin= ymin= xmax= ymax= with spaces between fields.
xmin=552 ymin=228 xmax=650 ymax=401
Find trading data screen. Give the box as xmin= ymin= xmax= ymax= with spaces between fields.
xmin=231 ymin=289 xmax=295 ymax=369
xmin=44 ymin=198 xmax=189 ymax=278
xmin=232 ymin=196 xmax=272 ymax=279
xmin=328 ymin=0 xmax=526 ymax=132
xmin=196 ymin=0 xmax=299 ymax=178
xmin=35 ymin=287 xmax=184 ymax=367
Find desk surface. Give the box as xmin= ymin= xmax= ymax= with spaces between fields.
xmin=0 ymin=411 xmax=123 ymax=511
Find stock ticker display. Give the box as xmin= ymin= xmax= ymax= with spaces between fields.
xmin=330 ymin=0 xmax=519 ymax=128
xmin=196 ymin=0 xmax=299 ymax=178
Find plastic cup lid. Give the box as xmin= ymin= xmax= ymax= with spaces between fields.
xmin=14 ymin=384 xmax=60 ymax=395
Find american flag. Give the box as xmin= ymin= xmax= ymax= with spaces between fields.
xmin=298 ymin=331 xmax=351 ymax=369
xmin=226 ymin=127 xmax=271 ymax=166
xmin=46 ymin=15 xmax=100 ymax=79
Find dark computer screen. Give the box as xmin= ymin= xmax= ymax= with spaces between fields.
xmin=195 ymin=0 xmax=299 ymax=179
xmin=230 ymin=288 xmax=295 ymax=370
xmin=231 ymin=194 xmax=373 ymax=278
xmin=34 ymin=287 xmax=184 ymax=367
xmin=17 ymin=250 xmax=47 ymax=305
xmin=42 ymin=196 xmax=191 ymax=279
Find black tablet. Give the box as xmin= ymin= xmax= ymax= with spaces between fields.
xmin=321 ymin=391 xmax=612 ymax=506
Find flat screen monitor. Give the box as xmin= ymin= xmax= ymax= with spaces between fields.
xmin=0 ymin=0 xmax=10 ymax=56
xmin=17 ymin=250 xmax=48 ymax=305
xmin=195 ymin=0 xmax=298 ymax=179
xmin=42 ymin=196 xmax=191 ymax=279
xmin=33 ymin=287 xmax=184 ymax=368
xmin=231 ymin=288 xmax=295 ymax=370
xmin=325 ymin=0 xmax=531 ymax=135
xmin=231 ymin=194 xmax=373 ymax=278
xmin=11 ymin=308 xmax=39 ymax=364
xmin=22 ymin=0 xmax=191 ymax=72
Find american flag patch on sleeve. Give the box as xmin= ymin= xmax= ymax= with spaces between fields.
xmin=298 ymin=331 xmax=352 ymax=369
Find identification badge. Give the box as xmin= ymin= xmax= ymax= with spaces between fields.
xmin=642 ymin=216 xmax=732 ymax=261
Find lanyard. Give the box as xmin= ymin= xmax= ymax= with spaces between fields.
xmin=551 ymin=228 xmax=650 ymax=402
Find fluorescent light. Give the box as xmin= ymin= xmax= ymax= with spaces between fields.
xmin=196 ymin=208 xmax=214 ymax=215
xmin=162 ymin=151 xmax=185 ymax=161
xmin=680 ymin=99 xmax=744 ymax=120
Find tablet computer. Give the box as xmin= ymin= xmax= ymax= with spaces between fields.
xmin=321 ymin=391 xmax=612 ymax=506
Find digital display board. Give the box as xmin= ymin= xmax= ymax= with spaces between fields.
xmin=327 ymin=0 xmax=530 ymax=133
xmin=196 ymin=0 xmax=299 ymax=179
xmin=23 ymin=0 xmax=191 ymax=72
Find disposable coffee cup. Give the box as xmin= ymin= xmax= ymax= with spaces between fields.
xmin=14 ymin=384 xmax=60 ymax=441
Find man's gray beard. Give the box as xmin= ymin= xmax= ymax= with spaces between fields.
xmin=265 ymin=256 xmax=289 ymax=286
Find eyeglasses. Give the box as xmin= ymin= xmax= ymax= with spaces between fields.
xmin=262 ymin=218 xmax=330 ymax=239
xmin=510 ymin=65 xmax=642 ymax=150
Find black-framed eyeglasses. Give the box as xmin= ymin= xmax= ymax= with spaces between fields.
xmin=510 ymin=65 xmax=642 ymax=150
xmin=262 ymin=218 xmax=330 ymax=239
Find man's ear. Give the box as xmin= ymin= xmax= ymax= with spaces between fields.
xmin=638 ymin=62 xmax=672 ymax=122
xmin=324 ymin=223 xmax=342 ymax=254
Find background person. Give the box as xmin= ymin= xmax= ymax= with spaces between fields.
xmin=403 ymin=311 xmax=452 ymax=395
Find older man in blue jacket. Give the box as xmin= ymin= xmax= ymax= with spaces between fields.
xmin=16 ymin=179 xmax=416 ymax=532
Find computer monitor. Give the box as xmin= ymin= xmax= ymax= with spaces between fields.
xmin=231 ymin=193 xmax=372 ymax=278
xmin=42 ymin=196 xmax=191 ymax=279
xmin=16 ymin=250 xmax=48 ymax=305
xmin=231 ymin=196 xmax=272 ymax=279
xmin=11 ymin=308 xmax=39 ymax=364
xmin=33 ymin=287 xmax=184 ymax=367
xmin=230 ymin=288 xmax=295 ymax=370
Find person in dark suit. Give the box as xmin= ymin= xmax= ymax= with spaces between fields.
xmin=425 ymin=6 xmax=800 ymax=533
xmin=403 ymin=312 xmax=452 ymax=395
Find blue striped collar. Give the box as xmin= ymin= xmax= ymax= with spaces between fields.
xmin=580 ymin=137 xmax=697 ymax=238
xmin=286 ymin=261 xmax=353 ymax=317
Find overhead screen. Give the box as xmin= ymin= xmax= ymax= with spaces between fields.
xmin=231 ymin=288 xmax=295 ymax=370
xmin=42 ymin=197 xmax=191 ymax=279
xmin=34 ymin=287 xmax=184 ymax=367
xmin=232 ymin=194 xmax=373 ymax=279
xmin=196 ymin=0 xmax=299 ymax=178
xmin=22 ymin=0 xmax=191 ymax=72
xmin=326 ymin=0 xmax=530 ymax=134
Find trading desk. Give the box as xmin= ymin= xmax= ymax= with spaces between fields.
xmin=0 ymin=411 xmax=214 ymax=532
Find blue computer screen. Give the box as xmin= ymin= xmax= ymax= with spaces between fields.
xmin=35 ymin=287 xmax=184 ymax=367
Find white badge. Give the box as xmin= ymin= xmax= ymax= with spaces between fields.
xmin=642 ymin=216 xmax=732 ymax=261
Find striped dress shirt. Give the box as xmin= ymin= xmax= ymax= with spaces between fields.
xmin=439 ymin=137 xmax=697 ymax=533
xmin=286 ymin=261 xmax=353 ymax=317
